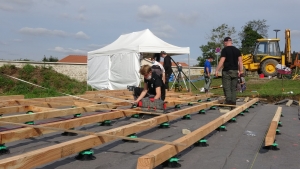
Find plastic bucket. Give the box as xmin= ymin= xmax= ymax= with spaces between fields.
xmin=259 ymin=74 xmax=264 ymax=78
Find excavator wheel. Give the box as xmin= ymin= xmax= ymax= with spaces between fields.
xmin=261 ymin=59 xmax=279 ymax=77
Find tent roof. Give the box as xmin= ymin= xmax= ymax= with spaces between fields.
xmin=88 ymin=29 xmax=190 ymax=56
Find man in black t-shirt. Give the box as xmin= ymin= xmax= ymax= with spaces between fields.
xmin=161 ymin=51 xmax=172 ymax=91
xmin=133 ymin=65 xmax=166 ymax=103
xmin=215 ymin=37 xmax=243 ymax=105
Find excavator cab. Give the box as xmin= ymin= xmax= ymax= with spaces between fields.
xmin=251 ymin=39 xmax=282 ymax=76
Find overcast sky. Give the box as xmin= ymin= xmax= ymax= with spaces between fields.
xmin=1 ymin=0 xmax=300 ymax=65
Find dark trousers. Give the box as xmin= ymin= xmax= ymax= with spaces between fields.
xmin=165 ymin=73 xmax=171 ymax=90
xmin=222 ymin=70 xmax=238 ymax=104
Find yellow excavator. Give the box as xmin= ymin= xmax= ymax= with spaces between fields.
xmin=242 ymin=29 xmax=292 ymax=77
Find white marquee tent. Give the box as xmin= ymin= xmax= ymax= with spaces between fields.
xmin=87 ymin=29 xmax=190 ymax=90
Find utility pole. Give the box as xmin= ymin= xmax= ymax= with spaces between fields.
xmin=273 ymin=29 xmax=280 ymax=38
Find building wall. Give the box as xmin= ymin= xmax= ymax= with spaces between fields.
xmin=0 ymin=61 xmax=87 ymax=82
xmin=0 ymin=60 xmax=215 ymax=82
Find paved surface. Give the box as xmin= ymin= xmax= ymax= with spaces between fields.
xmin=1 ymin=101 xmax=300 ymax=169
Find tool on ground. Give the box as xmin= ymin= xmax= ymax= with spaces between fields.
xmin=0 ymin=121 xmax=186 ymax=146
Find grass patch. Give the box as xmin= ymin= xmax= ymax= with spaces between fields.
xmin=0 ymin=64 xmax=91 ymax=98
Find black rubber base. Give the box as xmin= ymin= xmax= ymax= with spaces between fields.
xmin=194 ymin=142 xmax=209 ymax=147
xmin=162 ymin=161 xmax=181 ymax=168
xmin=122 ymin=139 xmax=139 ymax=143
xmin=99 ymin=123 xmax=112 ymax=126
xmin=0 ymin=149 xmax=10 ymax=155
xmin=61 ymin=132 xmax=78 ymax=136
xmin=75 ymin=154 xmax=96 ymax=161
xmin=263 ymin=146 xmax=280 ymax=151
xmin=216 ymin=128 xmax=227 ymax=131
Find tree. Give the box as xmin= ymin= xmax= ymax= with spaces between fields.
xmin=238 ymin=19 xmax=268 ymax=54
xmin=240 ymin=26 xmax=263 ymax=54
xmin=197 ymin=24 xmax=237 ymax=66
xmin=42 ymin=55 xmax=58 ymax=62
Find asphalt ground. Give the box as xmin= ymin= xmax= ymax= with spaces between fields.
xmin=0 ymin=101 xmax=299 ymax=169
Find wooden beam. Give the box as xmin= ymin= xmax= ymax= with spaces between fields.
xmin=0 ymin=95 xmax=24 ymax=100
xmin=286 ymin=100 xmax=293 ymax=106
xmin=0 ymin=106 xmax=29 ymax=115
xmin=0 ymin=121 xmax=186 ymax=146
xmin=265 ymin=107 xmax=282 ymax=146
xmin=0 ymin=100 xmax=221 ymax=169
xmin=0 ymin=106 xmax=54 ymax=115
xmin=0 ymin=104 xmax=118 ymax=125
xmin=136 ymin=98 xmax=259 ymax=169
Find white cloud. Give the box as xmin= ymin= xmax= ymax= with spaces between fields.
xmin=12 ymin=39 xmax=22 ymax=42
xmin=153 ymin=24 xmax=176 ymax=38
xmin=178 ymin=12 xmax=199 ymax=26
xmin=137 ymin=5 xmax=162 ymax=20
xmin=75 ymin=31 xmax=89 ymax=39
xmin=0 ymin=41 xmax=8 ymax=45
xmin=0 ymin=0 xmax=34 ymax=12
xmin=19 ymin=27 xmax=89 ymax=39
xmin=79 ymin=6 xmax=86 ymax=13
xmin=49 ymin=46 xmax=86 ymax=54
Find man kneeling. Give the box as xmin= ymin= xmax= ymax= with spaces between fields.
xmin=134 ymin=65 xmax=166 ymax=104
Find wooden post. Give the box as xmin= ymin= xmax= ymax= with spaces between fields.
xmin=265 ymin=107 xmax=282 ymax=146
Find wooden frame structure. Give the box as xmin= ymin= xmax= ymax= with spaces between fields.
xmin=0 ymin=91 xmax=261 ymax=169
xmin=265 ymin=106 xmax=282 ymax=146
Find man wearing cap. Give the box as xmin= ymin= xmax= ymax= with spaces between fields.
xmin=161 ymin=51 xmax=172 ymax=91
xmin=204 ymin=56 xmax=213 ymax=94
xmin=215 ymin=37 xmax=243 ymax=105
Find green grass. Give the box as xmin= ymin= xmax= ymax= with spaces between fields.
xmin=174 ymin=76 xmax=300 ymax=101
xmin=0 ymin=64 xmax=91 ymax=98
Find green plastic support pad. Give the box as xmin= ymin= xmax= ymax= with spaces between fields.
xmin=74 ymin=113 xmax=82 ymax=118
xmin=188 ymin=102 xmax=193 ymax=106
xmin=198 ymin=109 xmax=206 ymax=114
xmin=239 ymin=112 xmax=244 ymax=115
xmin=25 ymin=121 xmax=34 ymax=125
xmin=219 ymin=125 xmax=226 ymax=129
xmin=169 ymin=157 xmax=179 ymax=162
xmin=128 ymin=134 xmax=137 ymax=138
xmin=250 ymin=105 xmax=254 ymax=108
xmin=210 ymin=106 xmax=217 ymax=110
xmin=131 ymin=104 xmax=137 ymax=108
xmin=182 ymin=114 xmax=191 ymax=119
xmin=131 ymin=114 xmax=139 ymax=118
xmin=80 ymin=149 xmax=94 ymax=155
xmin=99 ymin=120 xmax=111 ymax=125
xmin=272 ymin=142 xmax=278 ymax=147
xmin=0 ymin=144 xmax=8 ymax=150
xmin=244 ymin=109 xmax=249 ymax=113
xmin=199 ymin=139 xmax=207 ymax=143
xmin=197 ymin=99 xmax=202 ymax=103
xmin=231 ymin=118 xmax=236 ymax=121
xmin=206 ymin=98 xmax=211 ymax=101
xmin=281 ymin=113 xmax=284 ymax=117
xmin=72 ymin=106 xmax=76 ymax=108
xmin=276 ymin=129 xmax=280 ymax=133
xmin=254 ymin=102 xmax=258 ymax=105
xmin=26 ymin=111 xmax=34 ymax=114
xmin=175 ymin=104 xmax=181 ymax=108
xmin=160 ymin=122 xmax=170 ymax=127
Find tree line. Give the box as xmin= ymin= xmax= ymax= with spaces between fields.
xmin=197 ymin=19 xmax=270 ymax=66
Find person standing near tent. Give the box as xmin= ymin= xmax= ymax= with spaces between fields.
xmin=161 ymin=51 xmax=172 ymax=91
xmin=215 ymin=37 xmax=243 ymax=105
xmin=150 ymin=56 xmax=165 ymax=84
xmin=133 ymin=65 xmax=166 ymax=103
xmin=204 ymin=56 xmax=213 ymax=94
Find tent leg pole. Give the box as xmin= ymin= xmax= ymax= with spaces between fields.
xmin=188 ymin=54 xmax=191 ymax=92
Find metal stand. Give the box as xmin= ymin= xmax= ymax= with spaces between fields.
xmin=169 ymin=57 xmax=198 ymax=91
xmin=170 ymin=70 xmax=188 ymax=91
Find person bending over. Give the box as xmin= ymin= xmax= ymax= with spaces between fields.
xmin=133 ymin=65 xmax=166 ymax=103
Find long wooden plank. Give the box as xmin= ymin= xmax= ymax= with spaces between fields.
xmin=0 ymin=100 xmax=210 ymax=144
xmin=0 ymin=95 xmax=24 ymax=100
xmin=265 ymin=107 xmax=282 ymax=146
xmin=0 ymin=106 xmax=54 ymax=115
xmin=0 ymin=121 xmax=186 ymax=146
xmin=136 ymin=98 xmax=259 ymax=169
xmin=0 ymin=104 xmax=118 ymax=125
xmin=0 ymin=100 xmax=221 ymax=169
xmin=0 ymin=98 xmax=211 ymax=144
